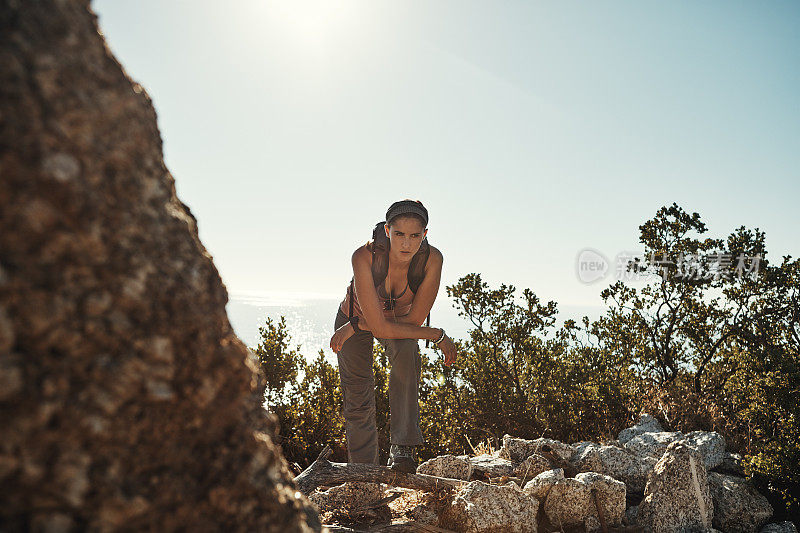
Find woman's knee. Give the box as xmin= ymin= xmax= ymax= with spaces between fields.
xmin=388 ymin=339 xmax=419 ymax=361
xmin=342 ymin=396 xmax=376 ymax=422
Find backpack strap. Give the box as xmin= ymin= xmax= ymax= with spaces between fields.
xmin=371 ymin=221 xmax=390 ymax=289
xmin=425 ymin=313 xmax=431 ymax=348
xmin=348 ymin=277 xmax=354 ymax=320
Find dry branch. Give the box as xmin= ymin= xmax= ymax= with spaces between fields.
xmin=295 ymin=446 xmax=466 ymax=495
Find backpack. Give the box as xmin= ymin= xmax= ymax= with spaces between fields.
xmin=348 ymin=221 xmax=432 ymax=345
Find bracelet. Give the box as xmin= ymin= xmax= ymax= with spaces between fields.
xmin=349 ymin=316 xmax=361 ymax=333
xmin=433 ymin=328 xmax=446 ymax=346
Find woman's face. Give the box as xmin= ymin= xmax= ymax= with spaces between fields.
xmin=385 ymin=216 xmax=427 ymax=263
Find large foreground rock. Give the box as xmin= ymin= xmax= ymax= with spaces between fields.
xmin=440 ymin=481 xmax=539 ymax=533
xmin=708 ymin=472 xmax=773 ymax=533
xmin=638 ymin=441 xmax=713 ymax=533
xmin=0 ymin=1 xmax=316 ymax=531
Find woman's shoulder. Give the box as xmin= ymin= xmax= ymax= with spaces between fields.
xmin=351 ymin=242 xmax=372 ymax=266
xmin=426 ymin=244 xmax=443 ymax=269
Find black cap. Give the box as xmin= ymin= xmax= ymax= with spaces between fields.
xmin=386 ymin=200 xmax=428 ymax=227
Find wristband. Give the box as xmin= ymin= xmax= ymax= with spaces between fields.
xmin=433 ymin=328 xmax=446 ymax=346
xmin=349 ymin=316 xmax=362 ymax=333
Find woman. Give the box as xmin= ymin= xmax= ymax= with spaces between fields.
xmin=329 ymin=200 xmax=457 ymax=473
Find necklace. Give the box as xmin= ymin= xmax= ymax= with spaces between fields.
xmin=383 ymin=279 xmax=408 ymax=312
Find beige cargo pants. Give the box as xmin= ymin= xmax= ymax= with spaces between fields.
xmin=334 ymin=308 xmax=424 ymax=464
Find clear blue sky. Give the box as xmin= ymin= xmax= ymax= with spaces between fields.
xmin=93 ymin=0 xmax=799 ymax=312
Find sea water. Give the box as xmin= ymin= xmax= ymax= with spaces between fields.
xmin=226 ymin=292 xmax=602 ymax=364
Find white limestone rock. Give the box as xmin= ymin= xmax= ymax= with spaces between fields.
xmin=571 ymin=442 xmax=604 ymax=473
xmin=623 ymin=430 xmax=684 ymax=462
xmin=622 ymin=425 xmax=726 ymax=471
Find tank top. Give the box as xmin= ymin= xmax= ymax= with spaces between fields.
xmin=339 ymin=270 xmax=416 ymax=321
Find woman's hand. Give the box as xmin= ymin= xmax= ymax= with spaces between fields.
xmin=437 ymin=333 xmax=457 ymax=366
xmin=330 ymin=322 xmax=355 ymax=353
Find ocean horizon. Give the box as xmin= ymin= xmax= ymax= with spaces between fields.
xmin=226 ymin=291 xmax=605 ymax=363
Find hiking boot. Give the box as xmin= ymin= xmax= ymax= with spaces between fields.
xmin=387 ymin=444 xmax=417 ymax=474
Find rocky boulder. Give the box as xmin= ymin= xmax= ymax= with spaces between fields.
xmin=624 ymin=430 xmax=727 ymax=470
xmin=761 ymin=523 xmax=799 ymax=533
xmin=708 ymin=472 xmax=773 ymax=533
xmin=538 ymin=472 xmax=626 ymax=530
xmin=417 ymin=454 xmax=473 ymax=480
xmin=622 ymin=430 xmax=685 ymax=462
xmin=440 ymin=481 xmax=539 ymax=533
xmin=681 ymin=431 xmax=727 ymax=470
xmin=714 ymin=451 xmax=746 ymax=477
xmin=570 ymin=441 xmax=656 ymax=494
xmin=513 ymin=453 xmax=554 ymax=481
xmin=523 ymin=468 xmax=564 ymax=502
xmin=618 ymin=414 xmax=665 ymax=444
xmin=309 ymin=482 xmax=385 ymax=512
xmin=637 ymin=440 xmax=714 ymax=533
xmin=500 ymin=435 xmax=576 ymax=463
xmin=617 ymin=417 xmax=726 ymax=470
xmin=470 ymin=453 xmax=515 ymax=478
xmin=0 ymin=1 xmax=316 ymax=530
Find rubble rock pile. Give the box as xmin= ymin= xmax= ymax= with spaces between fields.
xmin=314 ymin=415 xmax=793 ymax=533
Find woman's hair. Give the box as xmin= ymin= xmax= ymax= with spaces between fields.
xmin=363 ymin=201 xmax=428 ymax=252
xmin=387 ymin=212 xmax=427 ymax=228
xmin=385 ymin=199 xmax=428 ymax=228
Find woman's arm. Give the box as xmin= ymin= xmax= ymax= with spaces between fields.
xmin=331 ymin=245 xmax=456 ymax=365
xmin=351 ymin=246 xmax=441 ymax=341
xmin=401 ymin=246 xmax=443 ymax=326
xmin=358 ymin=246 xmax=443 ymax=329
